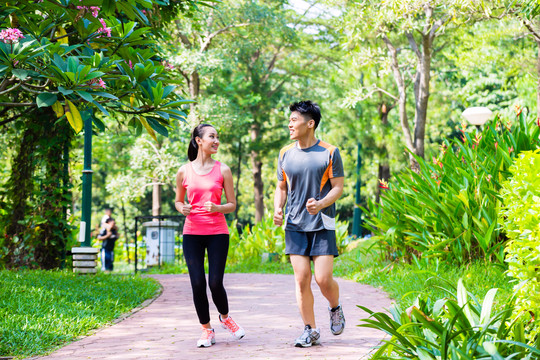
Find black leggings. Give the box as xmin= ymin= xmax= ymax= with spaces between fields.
xmin=182 ymin=234 xmax=229 ymax=325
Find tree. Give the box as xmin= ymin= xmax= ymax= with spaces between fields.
xmin=342 ymin=0 xmax=483 ymax=170
xmin=0 ymin=0 xmax=196 ymax=268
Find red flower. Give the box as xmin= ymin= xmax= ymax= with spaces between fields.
xmin=495 ymin=141 xmax=498 ymax=150
xmin=536 ymin=117 xmax=540 ymax=128
xmin=509 ymin=146 xmax=514 ymax=154
xmin=379 ymin=179 xmax=389 ymax=189
xmin=514 ymin=104 xmax=522 ymax=116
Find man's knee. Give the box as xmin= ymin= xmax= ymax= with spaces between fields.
xmin=314 ymin=273 xmax=334 ymax=291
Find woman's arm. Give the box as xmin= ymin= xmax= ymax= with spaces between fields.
xmin=175 ymin=165 xmax=191 ymax=216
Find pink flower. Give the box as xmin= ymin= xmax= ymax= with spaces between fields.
xmin=90 ymin=6 xmax=100 ymax=18
xmin=486 ymin=174 xmax=492 ymax=182
xmin=88 ymin=77 xmax=106 ymax=89
xmin=13 ymin=60 xmax=19 ymax=66
xmin=97 ymin=18 xmax=111 ymax=37
xmin=127 ymin=60 xmax=133 ymax=69
xmin=509 ymin=146 xmax=514 ymax=154
xmin=0 ymin=28 xmax=25 ymax=44
xmin=161 ymin=60 xmax=174 ymax=70
xmin=536 ymin=117 xmax=540 ymax=128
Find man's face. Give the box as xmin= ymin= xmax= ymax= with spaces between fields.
xmin=288 ymin=111 xmax=314 ymax=140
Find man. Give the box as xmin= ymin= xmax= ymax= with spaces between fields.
xmin=273 ymin=100 xmax=345 ymax=347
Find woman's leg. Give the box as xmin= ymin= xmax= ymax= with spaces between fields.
xmin=206 ymin=234 xmax=229 ymax=316
xmin=183 ymin=234 xmax=211 ymax=325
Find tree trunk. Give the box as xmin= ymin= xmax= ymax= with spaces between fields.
xmin=152 ymin=180 xmax=161 ymax=217
xmin=3 ymin=110 xmax=72 ymax=269
xmin=376 ymin=103 xmax=391 ymax=204
xmin=189 ymin=72 xmax=200 ymax=116
xmin=250 ymin=122 xmax=264 ymax=223
xmin=234 ymin=140 xmax=242 ymax=222
xmin=382 ymin=34 xmax=417 ymax=170
xmin=412 ymin=33 xmax=432 ymax=162
xmin=537 ymin=39 xmax=540 ymax=117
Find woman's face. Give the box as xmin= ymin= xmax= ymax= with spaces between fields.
xmin=196 ymin=127 xmax=219 ymax=155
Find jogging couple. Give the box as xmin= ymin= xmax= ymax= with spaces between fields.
xmin=175 ymin=100 xmax=346 ymax=348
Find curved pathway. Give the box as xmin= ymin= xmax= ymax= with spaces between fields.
xmin=32 ymin=274 xmax=392 ymax=360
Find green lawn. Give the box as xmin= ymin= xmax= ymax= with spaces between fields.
xmin=0 ymin=270 xmax=160 ymax=359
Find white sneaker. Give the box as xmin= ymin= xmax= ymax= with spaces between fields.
xmin=220 ymin=315 xmax=245 ymax=339
xmin=197 ymin=327 xmax=215 ymax=347
xmin=294 ymin=325 xmax=321 ymax=347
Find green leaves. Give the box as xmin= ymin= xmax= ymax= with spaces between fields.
xmin=365 ymin=109 xmax=540 ymax=265
xmin=359 ymin=280 xmax=538 ymax=359
xmin=36 ymin=93 xmax=57 ymax=108
xmin=500 ymin=148 xmax=540 ymax=342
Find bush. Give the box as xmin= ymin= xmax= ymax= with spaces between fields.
xmin=500 ymin=149 xmax=540 ymax=343
xmin=364 ymin=109 xmax=540 ymax=264
xmin=360 ymin=279 xmax=540 ymax=359
xmin=227 ymin=215 xmax=350 ymax=266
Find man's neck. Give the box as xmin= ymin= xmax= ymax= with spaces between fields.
xmin=297 ymin=135 xmax=318 ymax=149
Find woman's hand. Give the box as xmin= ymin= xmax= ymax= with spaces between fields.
xmin=204 ymin=201 xmax=219 ymax=213
xmin=181 ymin=204 xmax=192 ymax=216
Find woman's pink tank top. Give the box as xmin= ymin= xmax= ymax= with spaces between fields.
xmin=182 ymin=161 xmax=229 ymax=235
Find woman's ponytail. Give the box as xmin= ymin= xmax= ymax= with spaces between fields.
xmin=187 ymin=123 xmax=213 ymax=161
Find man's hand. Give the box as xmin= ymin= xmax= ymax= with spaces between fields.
xmin=181 ymin=204 xmax=192 ymax=216
xmin=306 ymin=198 xmax=322 ymax=215
xmin=273 ymin=208 xmax=283 ymax=226
xmin=204 ymin=201 xmax=219 ymax=213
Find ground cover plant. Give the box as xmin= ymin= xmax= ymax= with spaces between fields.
xmin=0 ymin=270 xmax=160 ymax=359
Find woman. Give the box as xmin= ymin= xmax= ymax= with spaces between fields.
xmin=97 ymin=217 xmax=118 ymax=272
xmin=175 ymin=123 xmax=245 ymax=348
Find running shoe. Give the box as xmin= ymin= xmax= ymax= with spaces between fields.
xmin=197 ymin=327 xmax=215 ymax=348
xmin=294 ymin=325 xmax=320 ymax=347
xmin=220 ymin=315 xmax=245 ymax=339
xmin=329 ymin=304 xmax=345 ymax=335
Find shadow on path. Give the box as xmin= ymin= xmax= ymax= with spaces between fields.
xmin=31 ymin=274 xmax=392 ymax=360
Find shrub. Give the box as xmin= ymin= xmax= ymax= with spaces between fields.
xmin=499 ymin=149 xmax=540 ymax=342
xmin=227 ymin=215 xmax=350 ymax=265
xmin=360 ymin=279 xmax=540 ymax=359
xmin=364 ymin=109 xmax=540 ymax=264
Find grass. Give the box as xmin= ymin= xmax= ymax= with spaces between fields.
xmin=0 ymin=238 xmax=514 ymax=359
xmin=0 ymin=270 xmax=161 ymax=359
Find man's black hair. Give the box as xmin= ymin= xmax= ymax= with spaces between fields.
xmin=289 ymin=100 xmax=321 ymax=129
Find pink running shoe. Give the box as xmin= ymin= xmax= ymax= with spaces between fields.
xmin=220 ymin=315 xmax=245 ymax=339
xmin=197 ymin=327 xmax=215 ymax=347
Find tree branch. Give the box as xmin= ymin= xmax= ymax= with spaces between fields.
xmin=200 ymin=23 xmax=250 ymax=52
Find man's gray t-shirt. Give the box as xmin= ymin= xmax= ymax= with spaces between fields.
xmin=277 ymin=139 xmax=344 ymax=232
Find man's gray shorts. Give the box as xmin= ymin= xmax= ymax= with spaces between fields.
xmin=285 ymin=229 xmax=338 ymax=257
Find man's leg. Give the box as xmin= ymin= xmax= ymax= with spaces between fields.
xmin=290 ymin=254 xmax=316 ymax=328
xmin=313 ymin=255 xmax=339 ymax=308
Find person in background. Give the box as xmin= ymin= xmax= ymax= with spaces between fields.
xmin=175 ymin=123 xmax=245 ymax=348
xmin=100 ymin=207 xmax=112 ymax=231
xmin=97 ymin=217 xmax=118 ymax=272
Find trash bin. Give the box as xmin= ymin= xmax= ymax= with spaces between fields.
xmin=143 ymin=220 xmax=179 ymax=266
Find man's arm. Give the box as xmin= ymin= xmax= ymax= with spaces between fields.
xmin=306 ymin=177 xmax=344 ymax=215
xmin=273 ymin=179 xmax=288 ymax=226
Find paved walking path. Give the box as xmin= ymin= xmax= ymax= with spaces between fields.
xmin=32 ymin=274 xmax=392 ymax=360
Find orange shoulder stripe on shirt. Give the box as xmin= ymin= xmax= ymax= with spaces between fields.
xmin=318 ymin=141 xmax=336 ymax=178
xmin=279 ymin=142 xmax=296 ymax=160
